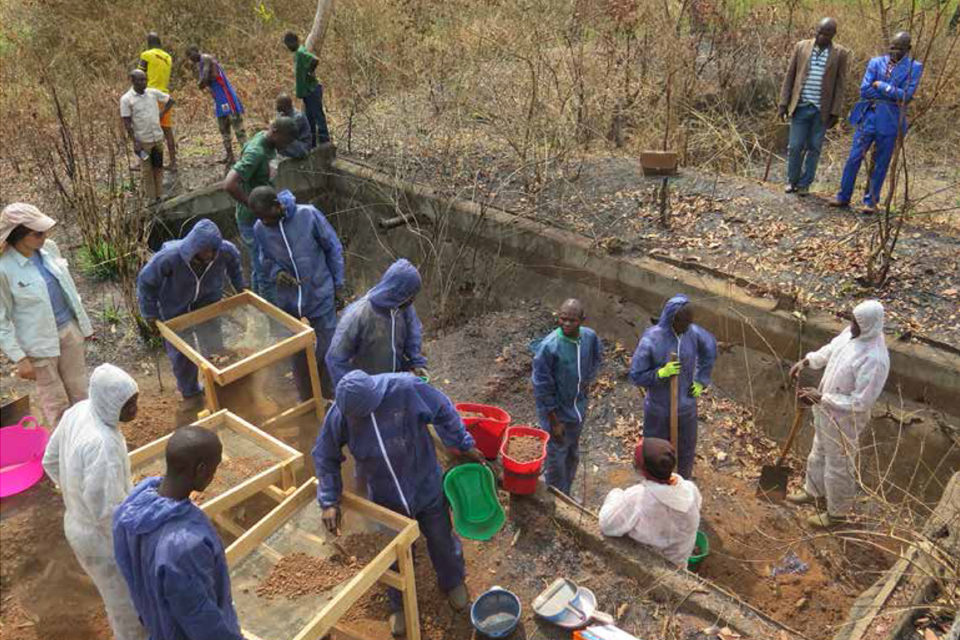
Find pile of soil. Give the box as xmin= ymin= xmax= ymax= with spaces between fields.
xmin=256 ymin=533 xmax=390 ymax=600
xmin=193 ymin=456 xmax=275 ymax=504
xmin=505 ymin=435 xmax=543 ymax=462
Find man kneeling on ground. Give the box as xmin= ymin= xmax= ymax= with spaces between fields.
xmin=599 ymin=438 xmax=702 ymax=567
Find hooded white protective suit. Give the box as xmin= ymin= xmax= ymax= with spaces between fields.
xmin=802 ymin=300 xmax=890 ymax=515
xmin=42 ymin=363 xmax=146 ymax=640
xmin=598 ymin=475 xmax=702 ymax=567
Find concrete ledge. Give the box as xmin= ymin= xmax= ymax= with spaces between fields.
xmin=148 ymin=143 xmax=337 ymax=247
xmin=329 ymin=157 xmax=960 ymax=417
xmin=534 ymin=490 xmax=809 ymax=639
xmin=834 ymin=471 xmax=960 ymax=640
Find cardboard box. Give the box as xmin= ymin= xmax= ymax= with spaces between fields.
xmin=573 ymin=623 xmax=643 ymax=640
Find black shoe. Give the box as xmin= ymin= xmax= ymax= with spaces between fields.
xmin=796 ymin=186 xmax=810 ymax=196
xmin=784 ymin=184 xmax=797 ymax=194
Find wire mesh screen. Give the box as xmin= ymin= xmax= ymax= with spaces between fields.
xmin=172 ymin=302 xmax=296 ymax=367
xmin=131 ymin=421 xmax=285 ymax=503
xmin=217 ymin=354 xmax=308 ymax=426
xmin=231 ymin=500 xmax=394 ymax=639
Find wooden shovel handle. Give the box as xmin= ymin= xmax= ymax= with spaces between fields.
xmin=775 ymin=406 xmax=806 ymax=466
xmin=668 ymin=352 xmax=679 ymax=450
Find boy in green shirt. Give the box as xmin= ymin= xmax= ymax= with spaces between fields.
xmin=283 ymin=31 xmax=331 ymax=146
xmin=223 ymin=117 xmax=297 ymax=302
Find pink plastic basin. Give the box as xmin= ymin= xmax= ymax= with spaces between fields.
xmin=0 ymin=417 xmax=49 ymax=498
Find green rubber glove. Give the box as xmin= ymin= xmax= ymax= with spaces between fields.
xmin=657 ymin=361 xmax=681 ymax=379
xmin=690 ymin=381 xmax=705 ymax=398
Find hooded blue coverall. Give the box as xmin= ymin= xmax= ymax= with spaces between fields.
xmin=629 ymin=295 xmax=717 ymax=479
xmin=254 ymin=189 xmax=344 ymax=398
xmin=113 ymin=477 xmax=243 ymax=640
xmin=325 ymin=259 xmax=427 ymax=389
xmin=532 ymin=327 xmax=604 ymax=494
xmin=837 ymin=54 xmax=923 ymax=207
xmin=313 ymin=370 xmax=475 ymax=610
xmin=137 ymin=220 xmax=245 ymax=398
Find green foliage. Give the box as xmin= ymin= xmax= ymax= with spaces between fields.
xmin=101 ymin=299 xmax=124 ymax=324
xmin=77 ymin=240 xmax=125 ymax=281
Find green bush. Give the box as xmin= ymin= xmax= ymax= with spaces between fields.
xmin=77 ymin=240 xmax=124 ymax=281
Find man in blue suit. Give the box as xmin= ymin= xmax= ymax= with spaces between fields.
xmin=830 ymin=32 xmax=923 ymax=213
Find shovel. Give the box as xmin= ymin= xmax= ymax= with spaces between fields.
xmin=757 ymin=406 xmax=806 ymax=501
xmin=668 ymin=351 xmax=679 ymax=450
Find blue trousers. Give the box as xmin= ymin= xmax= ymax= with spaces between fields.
xmin=837 ymin=111 xmax=898 ymax=206
xmin=165 ymin=340 xmax=202 ymax=398
xmin=387 ymin=491 xmax=465 ymax=611
xmin=235 ymin=216 xmax=275 ymax=303
xmin=642 ymin=410 xmax=698 ymax=479
xmin=302 ymin=85 xmax=330 ymax=146
xmin=786 ymin=104 xmax=826 ymax=189
xmin=293 ymin=320 xmax=336 ymax=400
xmin=539 ymin=418 xmax=583 ymax=495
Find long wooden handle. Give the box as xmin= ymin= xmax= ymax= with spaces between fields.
xmin=775 ymin=407 xmax=806 ymax=465
xmin=669 ymin=352 xmax=679 ymax=450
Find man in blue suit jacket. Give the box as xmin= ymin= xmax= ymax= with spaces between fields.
xmin=830 ymin=32 xmax=923 ymax=213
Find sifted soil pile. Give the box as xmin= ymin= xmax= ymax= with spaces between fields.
xmin=255 ymin=533 xmax=391 ymax=600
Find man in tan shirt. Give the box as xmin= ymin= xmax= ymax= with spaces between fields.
xmin=778 ymin=18 xmax=849 ymax=196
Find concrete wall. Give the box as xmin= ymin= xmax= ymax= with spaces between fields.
xmin=148 ymin=143 xmax=337 ymax=248
xmin=327 ymin=157 xmax=960 ymax=419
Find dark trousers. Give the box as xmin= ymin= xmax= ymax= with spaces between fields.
xmin=302 ymin=85 xmax=331 ymax=146
xmin=292 ymin=321 xmax=336 ymax=400
xmin=544 ymin=422 xmax=583 ymax=495
xmin=642 ymin=411 xmax=699 ymax=479
xmin=786 ymin=103 xmax=826 ymax=189
xmin=387 ymin=492 xmax=465 ymax=611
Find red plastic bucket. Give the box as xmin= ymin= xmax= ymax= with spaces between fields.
xmin=499 ymin=426 xmax=549 ymax=495
xmin=456 ymin=403 xmax=511 ymax=460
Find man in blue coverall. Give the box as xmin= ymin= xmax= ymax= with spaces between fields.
xmin=325 ymin=259 xmax=429 ymax=388
xmin=113 ymin=425 xmax=243 ymax=640
xmin=532 ymin=298 xmax=604 ymax=495
xmin=137 ymin=219 xmax=244 ymax=403
xmin=829 ymin=31 xmax=923 ymax=214
xmin=313 ymin=370 xmax=485 ymax=636
xmin=250 ymin=186 xmax=345 ymax=399
xmin=629 ymin=295 xmax=717 ymax=479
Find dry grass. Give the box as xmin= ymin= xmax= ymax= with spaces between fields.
xmin=0 ymin=0 xmax=957 ymax=239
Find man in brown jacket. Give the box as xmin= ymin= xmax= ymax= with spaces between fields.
xmin=778 ymin=18 xmax=850 ymax=196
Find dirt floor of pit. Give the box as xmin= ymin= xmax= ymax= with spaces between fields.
xmin=0 ymin=300 xmax=949 ymax=640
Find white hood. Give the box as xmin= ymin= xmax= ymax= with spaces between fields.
xmin=646 ymin=475 xmax=698 ymax=512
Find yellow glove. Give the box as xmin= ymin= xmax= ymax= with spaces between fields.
xmin=657 ymin=361 xmax=681 ymax=379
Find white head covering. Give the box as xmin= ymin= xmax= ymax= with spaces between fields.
xmin=0 ymin=203 xmax=57 ymax=247
xmin=88 ymin=363 xmax=139 ymax=429
xmin=853 ymin=300 xmax=885 ymax=340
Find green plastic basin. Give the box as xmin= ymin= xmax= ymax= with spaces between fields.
xmin=443 ymin=463 xmax=506 ymax=541
xmin=688 ymin=530 xmax=709 ymax=569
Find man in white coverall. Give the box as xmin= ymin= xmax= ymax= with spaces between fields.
xmin=42 ymin=363 xmax=146 ymax=640
xmin=598 ymin=437 xmax=702 ymax=567
xmin=787 ymin=299 xmax=890 ymax=528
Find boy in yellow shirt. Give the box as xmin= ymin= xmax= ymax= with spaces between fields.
xmin=139 ymin=32 xmax=177 ymax=171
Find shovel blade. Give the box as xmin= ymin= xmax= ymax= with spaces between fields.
xmin=756 ymin=465 xmax=789 ymax=501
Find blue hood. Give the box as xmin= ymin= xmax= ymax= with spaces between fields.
xmin=115 ymin=477 xmax=195 ymax=535
xmin=656 ymin=294 xmax=689 ymax=330
xmin=335 ymin=370 xmax=389 ymax=418
xmin=277 ymin=189 xmax=298 ymax=220
xmin=176 ymin=219 xmax=223 ymax=264
xmin=368 ymin=259 xmax=422 ymax=309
